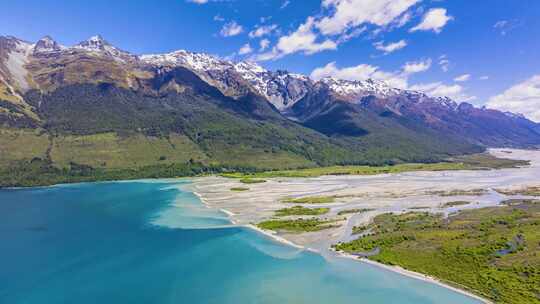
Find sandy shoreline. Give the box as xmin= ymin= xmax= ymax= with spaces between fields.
xmin=192 ymin=188 xmax=492 ymax=303
xmin=215 ymin=204 xmax=492 ymax=303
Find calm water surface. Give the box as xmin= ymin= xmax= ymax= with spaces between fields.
xmin=0 ymin=180 xmax=480 ymax=303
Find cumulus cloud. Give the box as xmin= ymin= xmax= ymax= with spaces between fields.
xmin=310 ymin=58 xmax=431 ymax=89
xmin=238 ymin=43 xmax=253 ymax=55
xmin=187 ymin=0 xmax=209 ymax=3
xmin=220 ymin=21 xmax=243 ymax=37
xmin=479 ymin=75 xmax=489 ymax=80
xmin=402 ymin=58 xmax=431 ymax=74
xmin=454 ymin=74 xmax=471 ymax=82
xmin=486 ymin=75 xmax=540 ymax=122
xmin=255 ymin=0 xmax=421 ymax=61
xmin=249 ymin=24 xmax=278 ymax=38
xmin=256 ymin=17 xmax=337 ymax=60
xmin=280 ymin=0 xmax=290 ymax=9
xmin=277 ymin=17 xmax=337 ymax=54
xmin=410 ymin=8 xmax=453 ymax=33
xmin=317 ymin=0 xmax=420 ymax=35
xmin=259 ymin=39 xmax=270 ymax=51
xmin=409 ymin=82 xmax=475 ymax=102
xmin=373 ymin=40 xmax=407 ymax=54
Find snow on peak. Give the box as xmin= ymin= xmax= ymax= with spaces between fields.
xmin=141 ymin=50 xmax=232 ymax=72
xmin=33 ymin=36 xmax=64 ymax=54
xmin=77 ymin=35 xmax=107 ymax=50
xmin=72 ymin=35 xmax=134 ymax=62
xmin=319 ymin=77 xmax=401 ymax=100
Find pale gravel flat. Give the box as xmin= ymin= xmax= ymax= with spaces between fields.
xmin=190 ymin=148 xmax=540 ymax=250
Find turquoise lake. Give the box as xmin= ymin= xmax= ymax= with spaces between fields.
xmin=0 ymin=180 xmax=481 ymax=303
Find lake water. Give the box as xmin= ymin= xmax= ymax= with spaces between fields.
xmin=0 ymin=180 xmax=480 ymax=303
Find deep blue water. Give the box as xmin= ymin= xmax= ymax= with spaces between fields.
xmin=0 ymin=180 xmax=481 ymax=304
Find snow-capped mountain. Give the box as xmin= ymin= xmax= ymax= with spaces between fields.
xmin=141 ymin=51 xmax=312 ymax=110
xmin=1 ymin=34 xmax=539 ymax=149
xmin=33 ymin=36 xmax=64 ymax=54
xmin=0 ymin=34 xmax=467 ymax=113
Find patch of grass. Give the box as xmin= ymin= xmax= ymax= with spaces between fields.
xmin=501 ymin=199 xmax=540 ymax=206
xmin=442 ymin=201 xmax=471 ymax=207
xmin=257 ymin=218 xmax=340 ymax=233
xmin=450 ymin=153 xmax=530 ymax=169
xmin=0 ymin=128 xmax=49 ymax=167
xmin=239 ymin=178 xmax=266 ymax=184
xmin=496 ymin=186 xmax=540 ymax=196
xmin=333 ymin=202 xmax=540 ymax=304
xmin=352 ymin=225 xmax=370 ymax=235
xmin=282 ymin=196 xmax=335 ymax=204
xmin=230 ymin=187 xmax=249 ymax=192
xmin=275 ymin=206 xmax=329 ymax=216
xmin=222 ymin=153 xmax=528 ymax=180
xmin=50 ymin=132 xmax=208 ymax=169
xmin=337 ymin=208 xmax=374 ymax=215
xmin=429 ymin=189 xmax=487 ymax=197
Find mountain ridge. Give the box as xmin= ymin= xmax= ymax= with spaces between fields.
xmin=0 ymin=34 xmax=539 ymax=186
xmin=1 ymin=34 xmax=534 ymax=121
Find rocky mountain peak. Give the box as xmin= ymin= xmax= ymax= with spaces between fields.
xmin=318 ymin=77 xmax=402 ymax=103
xmin=76 ymin=35 xmax=107 ymax=50
xmin=33 ymin=36 xmax=62 ymax=54
xmin=72 ymin=35 xmax=135 ymax=62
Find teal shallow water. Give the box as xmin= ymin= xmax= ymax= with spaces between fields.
xmin=0 ymin=180 xmax=481 ymax=304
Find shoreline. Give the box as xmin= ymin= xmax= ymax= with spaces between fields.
xmin=334 ymin=250 xmax=492 ymax=304
xmin=200 ymin=193 xmax=493 ymax=304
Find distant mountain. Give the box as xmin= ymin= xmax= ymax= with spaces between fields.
xmin=0 ymin=35 xmax=539 ymax=182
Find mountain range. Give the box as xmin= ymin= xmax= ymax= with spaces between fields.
xmin=1 ymin=35 xmax=540 ymax=184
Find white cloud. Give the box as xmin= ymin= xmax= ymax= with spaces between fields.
xmin=494 ymin=20 xmax=508 ymax=29
xmin=373 ymin=40 xmax=407 ymax=54
xmin=486 ymin=75 xmax=540 ymax=122
xmin=479 ymin=75 xmax=489 ymax=80
xmin=280 ymin=0 xmax=290 ymax=9
xmin=493 ymin=20 xmax=521 ymax=36
xmin=256 ymin=0 xmax=420 ymax=61
xmin=213 ymin=15 xmax=225 ymax=22
xmin=257 ymin=17 xmax=337 ymax=60
xmin=454 ymin=74 xmax=471 ymax=82
xmin=310 ymin=58 xmax=431 ymax=89
xmin=336 ymin=26 xmax=367 ymax=43
xmin=317 ymin=0 xmax=420 ymax=35
xmin=402 ymin=58 xmax=431 ymax=74
xmin=238 ymin=43 xmax=253 ymax=55
xmin=259 ymin=39 xmax=270 ymax=51
xmin=187 ymin=0 xmax=208 ymax=3
xmin=410 ymin=8 xmax=453 ymax=33
xmin=220 ymin=21 xmax=243 ymax=37
xmin=249 ymin=24 xmax=278 ymax=38
xmin=409 ymin=82 xmax=475 ymax=102
xmin=438 ymin=54 xmax=450 ymax=72
xmin=395 ymin=11 xmax=412 ymax=27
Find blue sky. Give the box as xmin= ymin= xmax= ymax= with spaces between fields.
xmin=1 ymin=0 xmax=539 ymax=120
